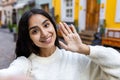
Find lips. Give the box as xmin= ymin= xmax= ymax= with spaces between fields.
xmin=40 ymin=37 xmax=52 ymax=44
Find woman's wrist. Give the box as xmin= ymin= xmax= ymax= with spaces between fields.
xmin=78 ymin=44 xmax=90 ymax=55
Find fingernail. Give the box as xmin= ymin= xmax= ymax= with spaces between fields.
xmin=58 ymin=24 xmax=61 ymax=28
xmin=63 ymin=22 xmax=66 ymax=24
xmin=71 ymin=24 xmax=74 ymax=26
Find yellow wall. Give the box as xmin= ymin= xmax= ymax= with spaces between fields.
xmin=74 ymin=0 xmax=79 ymax=26
xmin=52 ymin=0 xmax=79 ymax=24
xmin=53 ymin=0 xmax=120 ymax=29
xmin=106 ymin=0 xmax=120 ymax=29
xmin=52 ymin=0 xmax=61 ymax=23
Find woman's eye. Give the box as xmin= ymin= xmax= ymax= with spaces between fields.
xmin=31 ymin=29 xmax=39 ymax=34
xmin=44 ymin=23 xmax=50 ymax=28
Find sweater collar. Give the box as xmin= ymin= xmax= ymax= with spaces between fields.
xmin=29 ymin=47 xmax=60 ymax=64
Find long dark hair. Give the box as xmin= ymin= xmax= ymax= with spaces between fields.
xmin=15 ymin=8 xmax=60 ymax=58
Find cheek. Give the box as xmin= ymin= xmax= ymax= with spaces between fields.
xmin=53 ymin=29 xmax=57 ymax=36
xmin=30 ymin=34 xmax=40 ymax=43
xmin=51 ymin=27 xmax=56 ymax=34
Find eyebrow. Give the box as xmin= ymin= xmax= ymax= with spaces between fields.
xmin=29 ymin=26 xmax=37 ymax=31
xmin=29 ymin=19 xmax=49 ymax=31
xmin=42 ymin=19 xmax=49 ymax=25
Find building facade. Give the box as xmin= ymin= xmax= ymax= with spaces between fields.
xmin=53 ymin=0 xmax=120 ymax=47
xmin=52 ymin=0 xmax=120 ymax=32
xmin=35 ymin=0 xmax=53 ymax=16
xmin=52 ymin=0 xmax=79 ymax=27
xmin=0 ymin=0 xmax=16 ymax=27
xmin=0 ymin=0 xmax=35 ymax=27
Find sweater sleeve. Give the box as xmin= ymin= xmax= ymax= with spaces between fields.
xmin=88 ymin=45 xmax=120 ymax=79
xmin=0 ymin=56 xmax=31 ymax=77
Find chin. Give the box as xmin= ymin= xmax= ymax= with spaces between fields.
xmin=39 ymin=43 xmax=55 ymax=48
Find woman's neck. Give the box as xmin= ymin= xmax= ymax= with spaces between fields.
xmin=39 ymin=46 xmax=56 ymax=57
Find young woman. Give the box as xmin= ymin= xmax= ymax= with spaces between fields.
xmin=0 ymin=8 xmax=120 ymax=80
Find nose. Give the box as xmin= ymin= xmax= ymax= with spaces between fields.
xmin=40 ymin=28 xmax=47 ymax=37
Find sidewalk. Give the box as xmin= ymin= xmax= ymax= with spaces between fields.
xmin=0 ymin=28 xmax=16 ymax=69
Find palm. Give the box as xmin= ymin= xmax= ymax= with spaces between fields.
xmin=59 ymin=22 xmax=83 ymax=52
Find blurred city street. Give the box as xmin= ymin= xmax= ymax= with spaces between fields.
xmin=0 ymin=28 xmax=16 ymax=69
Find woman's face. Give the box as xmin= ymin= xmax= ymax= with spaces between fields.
xmin=28 ymin=14 xmax=56 ymax=49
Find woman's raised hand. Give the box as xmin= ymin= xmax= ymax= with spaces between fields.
xmin=59 ymin=22 xmax=90 ymax=55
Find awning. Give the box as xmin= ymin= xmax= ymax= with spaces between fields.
xmin=14 ymin=3 xmax=27 ymax=9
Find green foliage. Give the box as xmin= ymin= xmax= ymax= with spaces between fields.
xmin=8 ymin=22 xmax=13 ymax=29
xmin=13 ymin=24 xmax=18 ymax=33
xmin=55 ymin=15 xmax=59 ymax=23
xmin=74 ymin=19 xmax=79 ymax=32
xmin=100 ymin=26 xmax=105 ymax=34
xmin=100 ymin=20 xmax=106 ymax=35
xmin=8 ymin=22 xmax=14 ymax=32
xmin=8 ymin=22 xmax=18 ymax=33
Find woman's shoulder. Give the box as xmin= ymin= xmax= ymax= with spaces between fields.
xmin=14 ymin=56 xmax=30 ymax=62
xmin=0 ymin=56 xmax=31 ymax=75
xmin=10 ymin=56 xmax=31 ymax=67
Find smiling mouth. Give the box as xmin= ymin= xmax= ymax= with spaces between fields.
xmin=40 ymin=37 xmax=52 ymax=44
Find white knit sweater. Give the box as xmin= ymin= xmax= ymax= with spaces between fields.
xmin=0 ymin=46 xmax=120 ymax=80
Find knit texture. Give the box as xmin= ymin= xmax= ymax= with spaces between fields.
xmin=0 ymin=46 xmax=120 ymax=80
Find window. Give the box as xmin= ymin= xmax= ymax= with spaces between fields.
xmin=115 ymin=0 xmax=120 ymax=22
xmin=61 ymin=0 xmax=74 ymax=22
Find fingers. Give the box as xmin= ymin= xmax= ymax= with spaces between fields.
xmin=70 ymin=24 xmax=77 ymax=33
xmin=59 ymin=41 xmax=68 ymax=50
xmin=59 ymin=22 xmax=76 ymax=36
xmin=59 ymin=24 xmax=66 ymax=38
xmin=59 ymin=22 xmax=78 ymax=41
xmin=59 ymin=22 xmax=69 ymax=36
xmin=63 ymin=23 xmax=73 ymax=33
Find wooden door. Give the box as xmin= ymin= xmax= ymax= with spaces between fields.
xmin=41 ymin=4 xmax=49 ymax=13
xmin=86 ymin=0 xmax=100 ymax=31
